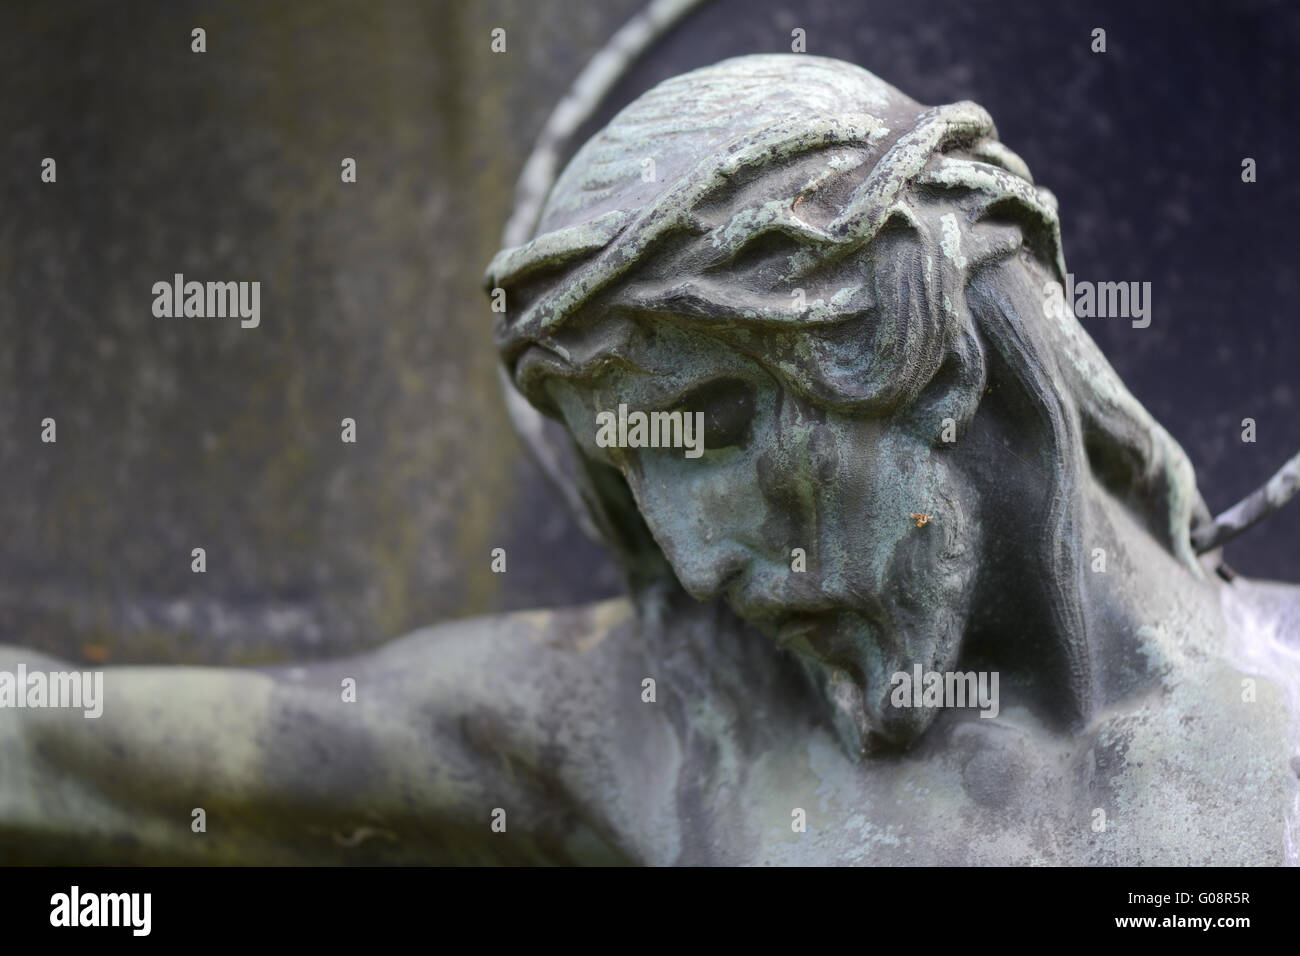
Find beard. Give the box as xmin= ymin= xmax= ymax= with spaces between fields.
xmin=750 ymin=478 xmax=980 ymax=755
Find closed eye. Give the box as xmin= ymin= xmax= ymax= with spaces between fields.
xmin=673 ymin=378 xmax=755 ymax=451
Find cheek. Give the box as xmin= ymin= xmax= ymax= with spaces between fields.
xmin=627 ymin=386 xmax=781 ymax=549
xmin=742 ymin=411 xmax=923 ymax=578
xmin=750 ymin=401 xmax=849 ymax=555
xmin=816 ymin=426 xmax=978 ymax=596
xmin=887 ymin=473 xmax=977 ymax=616
xmin=630 ymin=446 xmax=765 ymax=548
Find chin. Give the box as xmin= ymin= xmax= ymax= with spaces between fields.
xmin=779 ymin=605 xmax=967 ymax=753
xmin=857 ymin=631 xmax=949 ymax=749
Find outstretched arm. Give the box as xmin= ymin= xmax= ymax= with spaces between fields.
xmin=0 ymin=601 xmax=637 ymax=864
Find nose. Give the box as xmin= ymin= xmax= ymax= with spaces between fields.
xmin=662 ymin=538 xmax=749 ymax=601
xmin=629 ymin=488 xmax=751 ymax=601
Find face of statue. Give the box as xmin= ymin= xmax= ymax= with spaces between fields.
xmin=539 ymin=315 xmax=984 ymax=748
xmin=493 ymin=55 xmax=1213 ymax=751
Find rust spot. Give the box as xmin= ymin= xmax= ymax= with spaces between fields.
xmin=909 ymin=513 xmax=933 ymax=528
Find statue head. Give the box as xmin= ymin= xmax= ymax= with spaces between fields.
xmin=485 ymin=54 xmax=1211 ymax=751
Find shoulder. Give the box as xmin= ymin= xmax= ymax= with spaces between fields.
xmin=375 ymin=595 xmax=637 ymax=668
xmin=253 ymin=596 xmax=651 ymax=783
xmin=314 ymin=596 xmax=643 ymax=716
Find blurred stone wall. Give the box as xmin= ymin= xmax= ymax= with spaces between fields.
xmin=1 ymin=0 xmax=1296 ymax=665
xmin=0 ymin=0 xmax=636 ymax=664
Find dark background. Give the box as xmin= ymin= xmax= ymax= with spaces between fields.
xmin=1 ymin=0 xmax=1296 ymax=665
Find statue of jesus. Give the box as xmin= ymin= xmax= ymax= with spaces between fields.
xmin=3 ymin=54 xmax=1297 ymax=866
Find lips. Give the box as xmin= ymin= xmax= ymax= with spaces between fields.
xmin=726 ymin=576 xmax=885 ymax=664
